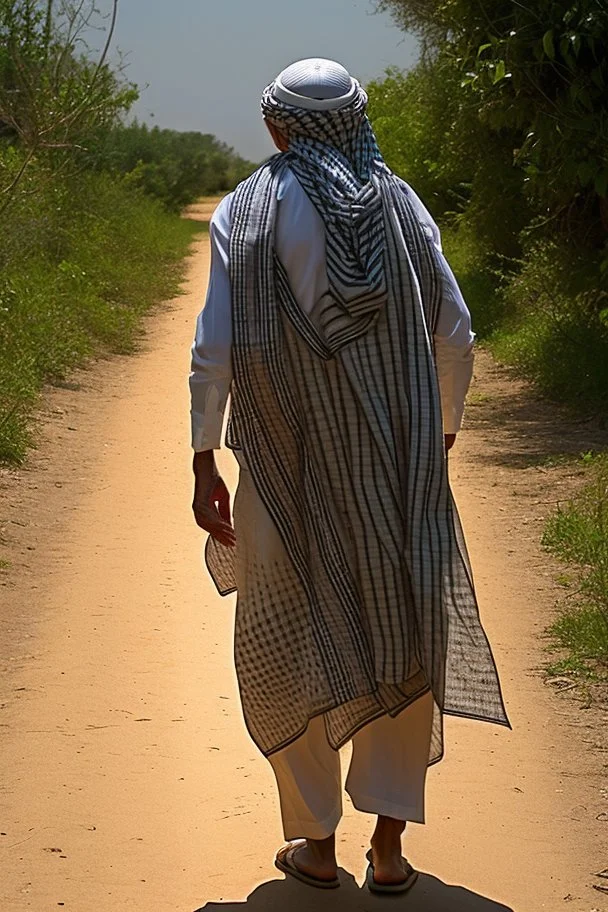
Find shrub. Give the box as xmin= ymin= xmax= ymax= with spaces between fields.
xmin=491 ymin=239 xmax=608 ymax=406
xmin=441 ymin=226 xmax=506 ymax=340
xmin=92 ymin=122 xmax=256 ymax=210
xmin=368 ymin=0 xmax=608 ymax=414
xmin=0 ymin=169 xmax=205 ymax=463
xmin=543 ymin=454 xmax=608 ymax=675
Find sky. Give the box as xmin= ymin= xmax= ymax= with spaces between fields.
xmin=91 ymin=0 xmax=418 ymax=162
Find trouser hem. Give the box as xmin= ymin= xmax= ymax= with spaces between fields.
xmin=282 ymin=804 xmax=342 ymax=841
xmin=347 ymin=791 xmax=425 ymax=825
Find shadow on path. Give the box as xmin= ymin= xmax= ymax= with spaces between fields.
xmin=464 ymin=352 xmax=608 ymax=471
xmin=195 ymin=869 xmax=515 ymax=912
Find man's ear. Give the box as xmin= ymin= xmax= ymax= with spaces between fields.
xmin=265 ymin=119 xmax=289 ymax=152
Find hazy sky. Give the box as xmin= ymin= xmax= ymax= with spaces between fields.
xmin=93 ymin=0 xmax=417 ymax=161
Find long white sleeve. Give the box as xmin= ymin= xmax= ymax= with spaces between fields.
xmin=189 ymin=173 xmax=328 ymax=452
xmin=432 ymin=249 xmax=474 ymax=434
xmin=189 ymin=195 xmax=234 ymax=451
xmin=189 ymin=176 xmax=475 ymax=450
xmin=401 ymin=183 xmax=475 ymax=434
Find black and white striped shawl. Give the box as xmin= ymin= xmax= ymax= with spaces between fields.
xmin=206 ymin=87 xmax=509 ymax=757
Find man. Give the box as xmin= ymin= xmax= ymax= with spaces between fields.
xmin=190 ymin=58 xmax=508 ymax=893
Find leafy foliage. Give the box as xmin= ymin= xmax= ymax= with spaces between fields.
xmin=543 ymin=454 xmax=608 ymax=674
xmin=93 ymin=122 xmax=255 ymax=211
xmin=0 ymin=1 xmax=136 ymax=204
xmin=370 ymin=0 xmax=608 ymax=408
xmin=0 ymin=1 xmax=254 ymax=463
xmin=492 ymin=238 xmax=608 ymax=402
xmin=367 ymin=61 xmax=529 ymax=257
xmin=0 ymin=158 xmax=206 ymax=463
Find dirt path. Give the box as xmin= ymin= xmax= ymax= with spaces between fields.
xmin=0 ymin=211 xmax=606 ymax=912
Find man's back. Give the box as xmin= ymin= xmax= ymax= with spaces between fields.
xmin=189 ymin=56 xmax=509 ymax=892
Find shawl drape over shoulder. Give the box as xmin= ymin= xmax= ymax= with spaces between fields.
xmin=206 ymin=86 xmax=509 ymax=759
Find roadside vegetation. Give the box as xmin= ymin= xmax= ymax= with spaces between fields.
xmin=0 ymin=0 xmax=254 ymax=463
xmin=369 ymin=0 xmax=608 ymax=675
xmin=369 ymin=0 xmax=608 ymax=409
xmin=543 ymin=454 xmax=608 ymax=679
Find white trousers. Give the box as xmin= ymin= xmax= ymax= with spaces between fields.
xmin=268 ymin=691 xmax=434 ymax=840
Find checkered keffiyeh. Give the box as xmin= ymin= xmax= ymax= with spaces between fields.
xmin=206 ymin=81 xmax=509 ymax=757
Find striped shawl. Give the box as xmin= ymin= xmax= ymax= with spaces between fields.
xmin=206 ymin=91 xmax=509 ymax=757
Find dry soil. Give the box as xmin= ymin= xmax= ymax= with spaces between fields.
xmin=0 ymin=202 xmax=606 ymax=912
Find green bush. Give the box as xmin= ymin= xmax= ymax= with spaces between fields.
xmin=491 ymin=239 xmax=608 ymax=406
xmin=441 ymin=226 xmax=506 ymax=339
xmin=0 ymin=169 xmax=205 ymax=463
xmin=0 ymin=2 xmax=246 ymax=465
xmin=92 ymin=122 xmax=256 ymax=210
xmin=543 ymin=454 xmax=608 ymax=675
xmin=367 ymin=60 xmax=530 ymax=258
xmin=369 ymin=0 xmax=608 ymax=414
xmin=377 ymin=0 xmax=608 ymax=238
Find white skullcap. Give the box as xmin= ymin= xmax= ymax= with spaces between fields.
xmin=273 ymin=58 xmax=359 ymax=111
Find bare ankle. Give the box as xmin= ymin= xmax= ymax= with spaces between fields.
xmin=306 ymin=834 xmax=336 ymax=865
xmin=371 ymin=816 xmax=406 ymax=858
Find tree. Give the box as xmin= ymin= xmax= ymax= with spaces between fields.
xmin=0 ymin=0 xmax=136 ymax=209
xmin=93 ymin=122 xmax=256 ymax=210
xmin=370 ymin=1 xmax=608 ymax=405
xmin=376 ymin=0 xmax=608 ymax=241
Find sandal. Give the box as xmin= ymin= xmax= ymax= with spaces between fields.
xmin=365 ymin=848 xmax=418 ymax=895
xmin=275 ymin=840 xmax=340 ymax=890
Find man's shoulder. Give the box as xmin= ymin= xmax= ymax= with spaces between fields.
xmin=277 ymin=165 xmax=300 ymax=200
xmin=209 ymin=193 xmax=233 ymax=236
xmin=209 ymin=157 xmax=291 ymax=236
xmin=394 ymin=179 xmax=441 ymax=249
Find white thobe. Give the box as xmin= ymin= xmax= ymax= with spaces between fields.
xmin=269 ymin=689 xmax=434 ymax=840
xmin=190 ymin=169 xmax=474 ymax=451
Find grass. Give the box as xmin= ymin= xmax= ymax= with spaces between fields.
xmin=441 ymin=226 xmax=505 ymax=340
xmin=491 ymin=311 xmax=608 ymax=408
xmin=443 ymin=223 xmax=608 ymax=682
xmin=0 ymin=171 xmax=206 ymax=464
xmin=542 ymin=453 xmax=608 ymax=680
xmin=546 ymin=607 xmax=608 ymax=679
xmin=490 ymin=239 xmax=608 ymax=410
xmin=444 ymin=228 xmax=608 ymax=412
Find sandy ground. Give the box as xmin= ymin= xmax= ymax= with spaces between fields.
xmin=0 ymin=203 xmax=607 ymax=912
